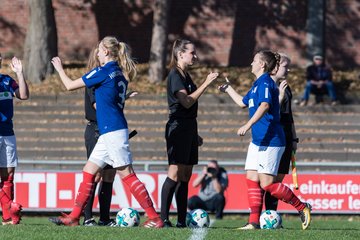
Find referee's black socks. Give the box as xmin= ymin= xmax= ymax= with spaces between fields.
xmin=99 ymin=181 xmax=113 ymax=222
xmin=160 ymin=177 xmax=177 ymax=221
xmin=175 ymin=181 xmax=189 ymax=225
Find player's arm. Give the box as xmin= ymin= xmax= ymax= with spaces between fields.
xmin=176 ymin=72 xmax=218 ymax=109
xmin=219 ymin=78 xmax=247 ymax=108
xmin=192 ymin=167 xmax=207 ymax=188
xmin=51 ymin=57 xmax=85 ymax=91
xmin=11 ymin=57 xmax=29 ymax=100
xmin=237 ymin=102 xmax=269 ymax=136
xmin=223 ymin=85 xmax=247 ymax=108
xmin=211 ymin=177 xmax=223 ymax=193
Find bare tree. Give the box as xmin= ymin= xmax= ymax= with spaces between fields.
xmin=24 ymin=0 xmax=57 ymax=83
xmin=148 ymin=0 xmax=171 ymax=83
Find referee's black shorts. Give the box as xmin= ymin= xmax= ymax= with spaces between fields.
xmin=165 ymin=118 xmax=198 ymax=166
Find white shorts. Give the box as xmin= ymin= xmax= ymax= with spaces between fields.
xmin=88 ymin=129 xmax=132 ymax=169
xmin=244 ymin=142 xmax=285 ymax=175
xmin=0 ymin=135 xmax=18 ymax=168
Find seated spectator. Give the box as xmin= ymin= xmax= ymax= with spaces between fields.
xmin=188 ymin=160 xmax=228 ymax=219
xmin=300 ymin=55 xmax=337 ymax=106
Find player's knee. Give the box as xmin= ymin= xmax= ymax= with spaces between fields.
xmin=213 ymin=193 xmax=225 ymax=203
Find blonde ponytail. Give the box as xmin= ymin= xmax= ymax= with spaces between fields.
xmin=118 ymin=42 xmax=137 ymax=81
xmin=100 ymin=36 xmax=137 ymax=81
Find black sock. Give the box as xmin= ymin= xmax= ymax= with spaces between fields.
xmin=99 ymin=181 xmax=113 ymax=222
xmin=175 ymin=181 xmax=188 ymax=225
xmin=160 ymin=177 xmax=178 ymax=221
xmin=264 ymin=191 xmax=279 ymax=211
xmin=84 ymin=182 xmax=97 ymax=221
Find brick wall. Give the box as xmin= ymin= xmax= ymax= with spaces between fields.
xmin=0 ymin=0 xmax=359 ymax=68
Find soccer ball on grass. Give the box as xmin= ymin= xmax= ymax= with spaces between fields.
xmin=259 ymin=210 xmax=282 ymax=229
xmin=186 ymin=209 xmax=210 ymax=228
xmin=115 ymin=207 xmax=140 ymax=227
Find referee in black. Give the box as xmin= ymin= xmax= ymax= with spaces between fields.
xmin=160 ymin=39 xmax=218 ymax=227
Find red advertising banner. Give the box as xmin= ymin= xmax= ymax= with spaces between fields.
xmin=13 ymin=172 xmax=360 ymax=213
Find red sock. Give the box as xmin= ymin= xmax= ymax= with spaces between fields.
xmin=69 ymin=171 xmax=95 ymax=219
xmin=2 ymin=175 xmax=14 ymax=200
xmin=247 ymin=179 xmax=264 ymax=225
xmin=0 ymin=188 xmax=12 ymax=220
xmin=122 ymin=173 xmax=158 ymax=219
xmin=263 ymin=182 xmax=305 ymax=211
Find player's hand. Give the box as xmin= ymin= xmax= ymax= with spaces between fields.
xmin=279 ymin=80 xmax=287 ymax=100
xmin=51 ymin=57 xmax=64 ymax=73
xmin=202 ymin=166 xmax=208 ymax=175
xmin=10 ymin=57 xmax=23 ymax=73
xmin=218 ymin=84 xmax=229 ymax=93
xmin=237 ymin=124 xmax=250 ymax=136
xmin=126 ymin=91 xmax=138 ymax=100
xmin=205 ymin=72 xmax=219 ymax=85
xmin=279 ymin=80 xmax=288 ymax=91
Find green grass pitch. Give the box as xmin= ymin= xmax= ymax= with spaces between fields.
xmin=0 ymin=215 xmax=359 ymax=240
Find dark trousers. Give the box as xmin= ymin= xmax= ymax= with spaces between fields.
xmin=188 ymin=194 xmax=225 ymax=219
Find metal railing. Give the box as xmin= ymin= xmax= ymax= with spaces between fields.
xmin=18 ymin=159 xmax=360 ymax=172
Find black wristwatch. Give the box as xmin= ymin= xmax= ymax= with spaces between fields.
xmin=293 ymin=138 xmax=299 ymax=143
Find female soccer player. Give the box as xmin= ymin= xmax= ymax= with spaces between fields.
xmin=160 ymin=39 xmax=218 ymax=227
xmin=83 ymin=46 xmax=138 ymax=226
xmin=0 ymin=55 xmax=28 ymax=224
xmin=219 ymin=50 xmax=311 ymax=230
xmin=49 ymin=36 xmax=163 ymax=228
xmin=265 ymin=53 xmax=299 ymax=211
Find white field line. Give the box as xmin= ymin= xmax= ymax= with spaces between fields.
xmin=188 ymin=219 xmax=216 ymax=240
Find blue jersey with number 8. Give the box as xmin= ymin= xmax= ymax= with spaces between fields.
xmin=83 ymin=61 xmax=128 ymax=135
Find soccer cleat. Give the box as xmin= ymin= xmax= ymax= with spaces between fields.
xmin=175 ymin=222 xmax=187 ymax=228
xmin=98 ymin=219 xmax=117 ymax=227
xmin=237 ymin=223 xmax=260 ymax=230
xmin=49 ymin=213 xmax=79 ymax=226
xmin=4 ymin=202 xmax=23 ymax=225
xmin=299 ymin=202 xmax=312 ymax=230
xmin=142 ymin=217 xmax=164 ymax=228
xmin=83 ymin=217 xmax=97 ymax=226
xmin=163 ymin=219 xmax=173 ymax=228
xmin=2 ymin=219 xmax=14 ymax=225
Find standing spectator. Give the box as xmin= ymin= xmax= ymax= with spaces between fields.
xmin=300 ymin=55 xmax=337 ymax=106
xmin=265 ymin=53 xmax=298 ymax=211
xmin=219 ymin=50 xmax=311 ymax=230
xmin=0 ymin=54 xmax=28 ymax=224
xmin=49 ymin=36 xmax=163 ymax=228
xmin=188 ymin=160 xmax=228 ymax=219
xmin=160 ymin=39 xmax=218 ymax=228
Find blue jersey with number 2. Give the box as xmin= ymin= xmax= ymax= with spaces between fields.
xmin=83 ymin=61 xmax=128 ymax=135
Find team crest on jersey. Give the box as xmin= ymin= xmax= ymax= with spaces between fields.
xmin=2 ymin=78 xmax=10 ymax=85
